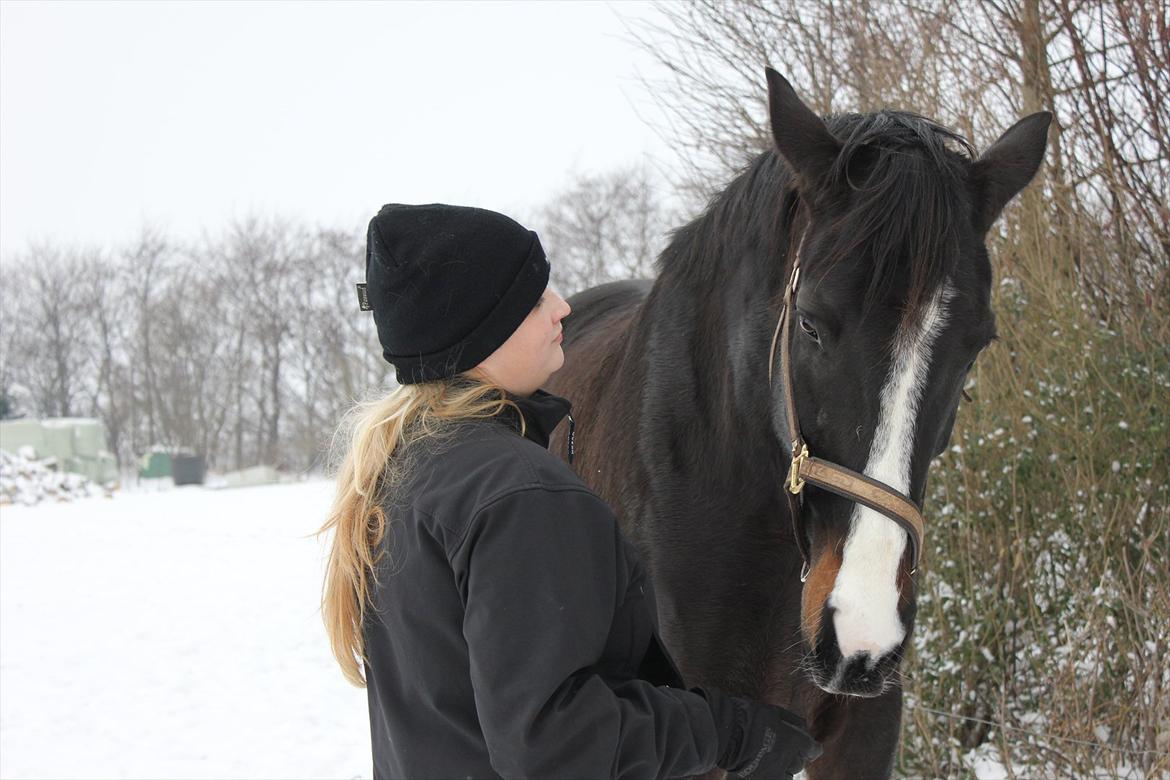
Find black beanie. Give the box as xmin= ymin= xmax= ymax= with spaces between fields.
xmin=362 ymin=203 xmax=550 ymax=385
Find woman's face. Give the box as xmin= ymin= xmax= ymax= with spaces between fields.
xmin=473 ymin=285 xmax=571 ymax=396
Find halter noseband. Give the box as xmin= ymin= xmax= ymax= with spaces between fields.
xmin=768 ymin=235 xmax=926 ymax=582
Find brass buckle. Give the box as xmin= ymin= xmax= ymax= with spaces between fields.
xmin=788 ymin=443 xmax=809 ymax=495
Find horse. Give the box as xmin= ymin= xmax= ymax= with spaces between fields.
xmin=544 ymin=68 xmax=1051 ymax=778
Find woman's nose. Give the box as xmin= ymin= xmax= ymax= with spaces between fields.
xmin=552 ymin=290 xmax=571 ymax=319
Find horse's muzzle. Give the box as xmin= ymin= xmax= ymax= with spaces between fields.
xmin=804 ymin=605 xmax=906 ymax=698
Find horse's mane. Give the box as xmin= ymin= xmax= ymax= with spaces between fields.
xmin=658 ymin=110 xmax=976 ymax=328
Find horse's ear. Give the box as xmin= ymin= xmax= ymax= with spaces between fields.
xmin=766 ymin=67 xmax=841 ymax=191
xmin=970 ymin=112 xmax=1053 ymax=233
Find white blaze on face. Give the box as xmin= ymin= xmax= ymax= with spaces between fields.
xmin=829 ymin=283 xmax=953 ymax=662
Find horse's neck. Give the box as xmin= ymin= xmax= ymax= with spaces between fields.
xmin=627 ymin=282 xmax=789 ymax=497
xmin=643 ymin=222 xmax=792 ymax=409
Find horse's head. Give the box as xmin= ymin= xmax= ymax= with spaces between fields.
xmin=764 ymin=69 xmax=1050 ymax=696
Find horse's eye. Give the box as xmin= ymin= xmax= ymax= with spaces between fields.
xmin=961 ymin=362 xmax=976 ymax=402
xmin=799 ymin=317 xmax=819 ymax=342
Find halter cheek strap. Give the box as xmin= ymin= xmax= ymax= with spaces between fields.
xmin=767 ymin=235 xmax=925 ymax=580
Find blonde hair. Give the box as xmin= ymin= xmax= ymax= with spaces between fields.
xmin=317 ymin=370 xmax=526 ymax=687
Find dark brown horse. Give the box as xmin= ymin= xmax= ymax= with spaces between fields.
xmin=545 ymin=69 xmax=1050 ymax=778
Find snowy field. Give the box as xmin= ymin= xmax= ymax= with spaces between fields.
xmin=0 ymin=479 xmax=372 ymax=779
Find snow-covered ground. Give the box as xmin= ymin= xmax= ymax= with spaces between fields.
xmin=0 ymin=479 xmax=371 ymax=779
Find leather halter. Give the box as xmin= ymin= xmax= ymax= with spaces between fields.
xmin=767 ymin=235 xmax=926 ymax=582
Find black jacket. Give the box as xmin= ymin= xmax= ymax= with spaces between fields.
xmin=363 ymin=389 xmax=720 ymax=779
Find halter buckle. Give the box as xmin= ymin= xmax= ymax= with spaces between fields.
xmin=788 ymin=443 xmax=809 ymax=495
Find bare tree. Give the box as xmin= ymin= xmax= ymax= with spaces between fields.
xmin=208 ymin=216 xmax=303 ymax=468
xmin=123 ymin=228 xmax=173 ymax=452
xmin=625 ymin=0 xmax=962 ymax=206
xmin=4 ymin=245 xmax=98 ymax=418
xmin=78 ymin=249 xmax=134 ymax=462
xmin=0 ymin=214 xmax=393 ymax=476
xmin=535 ymin=163 xmax=676 ymax=295
xmin=624 ymin=0 xmax=1168 ymax=307
xmin=282 ymin=226 xmax=386 ymax=472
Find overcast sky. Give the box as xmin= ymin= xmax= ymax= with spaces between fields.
xmin=0 ymin=0 xmax=680 ymax=262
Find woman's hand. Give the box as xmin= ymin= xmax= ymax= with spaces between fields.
xmin=693 ymin=686 xmax=823 ymax=778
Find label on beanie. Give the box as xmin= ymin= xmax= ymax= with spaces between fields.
xmin=356 ymin=283 xmax=372 ymax=311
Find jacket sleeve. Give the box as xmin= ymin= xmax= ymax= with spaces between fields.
xmin=450 ymin=485 xmax=720 ymax=780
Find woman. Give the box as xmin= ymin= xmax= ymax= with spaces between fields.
xmin=319 ymin=203 xmax=821 ymax=779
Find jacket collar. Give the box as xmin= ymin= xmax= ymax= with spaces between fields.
xmin=499 ymin=388 xmax=575 ymax=461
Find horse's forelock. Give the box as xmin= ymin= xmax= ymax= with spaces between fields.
xmin=820 ymin=111 xmax=975 ymax=329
